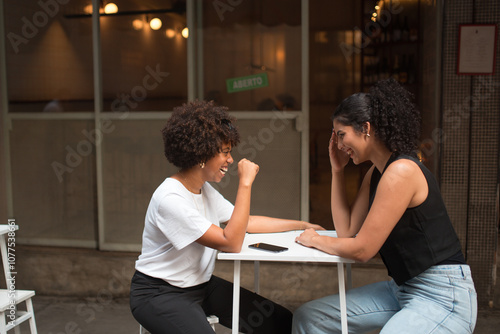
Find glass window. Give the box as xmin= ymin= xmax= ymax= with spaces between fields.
xmin=202 ymin=0 xmax=302 ymax=111
xmin=101 ymin=119 xmax=175 ymax=247
xmin=3 ymin=0 xmax=307 ymax=250
xmin=11 ymin=120 xmax=97 ymax=247
xmin=100 ymin=2 xmax=188 ymax=112
xmin=4 ymin=0 xmax=94 ymax=112
xmin=211 ymin=118 xmax=302 ymax=220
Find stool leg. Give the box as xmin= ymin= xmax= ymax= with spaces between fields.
xmin=206 ymin=315 xmax=218 ymax=333
xmin=0 ymin=312 xmax=6 ymax=334
xmin=26 ymin=298 xmax=37 ymax=334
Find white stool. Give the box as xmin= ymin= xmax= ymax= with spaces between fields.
xmin=0 ymin=225 xmax=37 ymax=334
xmin=139 ymin=315 xmax=219 ymax=333
xmin=0 ymin=290 xmax=37 ymax=334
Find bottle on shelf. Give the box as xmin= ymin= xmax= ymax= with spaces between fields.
xmin=410 ymin=26 xmax=418 ymax=42
xmin=384 ymin=19 xmax=391 ymax=43
xmin=407 ymin=54 xmax=417 ymax=84
xmin=380 ymin=57 xmax=390 ymax=80
xmin=402 ymin=16 xmax=410 ymax=42
xmin=371 ymin=24 xmax=382 ymax=45
xmin=392 ymin=15 xmax=402 ymax=42
xmin=364 ymin=62 xmax=371 ymax=86
xmin=374 ymin=58 xmax=380 ymax=83
xmin=380 ymin=22 xmax=387 ymax=44
xmin=391 ymin=55 xmax=400 ymax=82
xmin=364 ymin=57 xmax=380 ymax=85
xmin=399 ymin=55 xmax=408 ymax=84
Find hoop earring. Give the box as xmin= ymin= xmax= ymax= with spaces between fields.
xmin=200 ymin=162 xmax=205 ymax=168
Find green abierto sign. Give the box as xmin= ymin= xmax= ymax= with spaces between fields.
xmin=226 ymin=72 xmax=269 ymax=93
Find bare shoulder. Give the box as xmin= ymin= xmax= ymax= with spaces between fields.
xmin=383 ymin=158 xmax=421 ymax=181
xmin=381 ymin=158 xmax=428 ymax=207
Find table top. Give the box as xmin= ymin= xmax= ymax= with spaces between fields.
xmin=217 ymin=230 xmax=355 ymax=264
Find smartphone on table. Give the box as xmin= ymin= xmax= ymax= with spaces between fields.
xmin=249 ymin=243 xmax=288 ymax=253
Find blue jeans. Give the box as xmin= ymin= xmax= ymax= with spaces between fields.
xmin=292 ymin=265 xmax=477 ymax=334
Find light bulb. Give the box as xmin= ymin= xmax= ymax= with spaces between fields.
xmin=83 ymin=4 xmax=93 ymax=14
xmin=104 ymin=3 xmax=118 ymax=14
xmin=181 ymin=27 xmax=189 ymax=38
xmin=150 ymin=18 xmax=162 ymax=30
xmin=165 ymin=29 xmax=176 ymax=38
xmin=132 ymin=19 xmax=144 ymax=31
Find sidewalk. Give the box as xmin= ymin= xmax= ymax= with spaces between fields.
xmin=28 ymin=296 xmax=233 ymax=334
xmin=13 ymin=295 xmax=500 ymax=334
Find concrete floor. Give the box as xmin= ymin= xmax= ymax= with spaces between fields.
xmin=12 ymin=238 xmax=500 ymax=334
xmin=9 ymin=295 xmax=499 ymax=334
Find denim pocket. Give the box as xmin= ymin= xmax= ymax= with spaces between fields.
xmin=403 ymin=266 xmax=477 ymax=333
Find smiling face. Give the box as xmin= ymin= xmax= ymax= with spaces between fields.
xmin=333 ymin=120 xmax=368 ymax=165
xmin=203 ymin=143 xmax=234 ymax=183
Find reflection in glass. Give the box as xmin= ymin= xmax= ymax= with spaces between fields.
xmin=4 ymin=0 xmax=188 ymax=113
xmin=4 ymin=0 xmax=94 ymax=112
xmin=202 ymin=0 xmax=302 ymax=111
xmin=100 ymin=2 xmax=188 ymax=112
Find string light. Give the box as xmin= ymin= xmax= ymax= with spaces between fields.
xmin=83 ymin=4 xmax=93 ymax=14
xmin=371 ymin=0 xmax=383 ymax=21
xmin=132 ymin=19 xmax=144 ymax=30
xmin=104 ymin=3 xmax=118 ymax=14
xmin=165 ymin=29 xmax=176 ymax=38
xmin=150 ymin=18 xmax=162 ymax=30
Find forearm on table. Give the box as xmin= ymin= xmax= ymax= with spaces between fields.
xmin=247 ymin=216 xmax=306 ymax=233
xmin=310 ymin=234 xmax=373 ymax=262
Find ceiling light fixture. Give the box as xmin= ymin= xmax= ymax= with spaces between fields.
xmin=150 ymin=18 xmax=162 ymax=30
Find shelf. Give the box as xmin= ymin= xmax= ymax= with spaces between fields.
xmin=360 ymin=0 xmax=421 ymax=95
xmin=365 ymin=39 xmax=420 ymax=48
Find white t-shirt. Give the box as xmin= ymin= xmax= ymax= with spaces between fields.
xmin=135 ymin=178 xmax=234 ymax=287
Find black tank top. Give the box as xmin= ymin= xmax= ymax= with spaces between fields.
xmin=369 ymin=153 xmax=465 ymax=285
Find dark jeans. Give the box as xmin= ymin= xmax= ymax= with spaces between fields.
xmin=130 ymin=271 xmax=292 ymax=334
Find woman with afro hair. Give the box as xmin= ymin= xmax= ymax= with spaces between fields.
xmin=130 ymin=100 xmax=323 ymax=334
xmin=293 ymin=79 xmax=477 ymax=333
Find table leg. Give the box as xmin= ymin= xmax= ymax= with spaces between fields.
xmin=346 ymin=263 xmax=352 ymax=290
xmin=337 ymin=263 xmax=348 ymax=334
xmin=232 ymin=260 xmax=241 ymax=334
xmin=253 ymin=261 xmax=260 ymax=294
xmin=0 ymin=310 xmax=6 ymax=334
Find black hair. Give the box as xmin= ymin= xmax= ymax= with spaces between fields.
xmin=161 ymin=100 xmax=240 ymax=169
xmin=332 ymin=78 xmax=421 ymax=157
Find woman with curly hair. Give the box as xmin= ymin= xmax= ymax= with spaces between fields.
xmin=130 ymin=100 xmax=323 ymax=334
xmin=292 ymin=79 xmax=477 ymax=333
